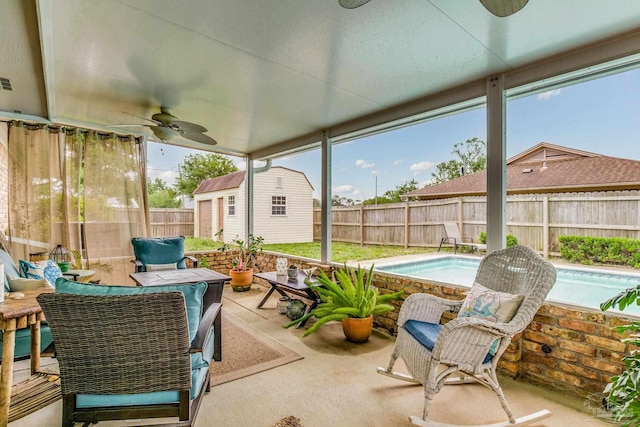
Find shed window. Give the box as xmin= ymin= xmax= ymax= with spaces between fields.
xmin=228 ymin=195 xmax=235 ymax=215
xmin=272 ymin=196 xmax=286 ymax=216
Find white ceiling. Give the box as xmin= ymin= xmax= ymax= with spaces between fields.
xmin=2 ymin=0 xmax=640 ymax=157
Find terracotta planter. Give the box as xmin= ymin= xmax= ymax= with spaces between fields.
xmin=229 ymin=268 xmax=253 ymax=292
xmin=341 ymin=315 xmax=373 ymax=343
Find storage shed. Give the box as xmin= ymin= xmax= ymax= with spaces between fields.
xmin=193 ymin=167 xmax=313 ymax=244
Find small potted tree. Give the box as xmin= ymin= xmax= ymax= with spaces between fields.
xmin=218 ymin=233 xmax=264 ymax=291
xmin=284 ymin=264 xmax=404 ymax=342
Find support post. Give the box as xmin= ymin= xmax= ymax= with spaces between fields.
xmin=245 ymin=156 xmax=254 ymax=239
xmin=486 ymin=75 xmax=507 ymax=253
xmin=321 ymin=131 xmax=332 ymax=263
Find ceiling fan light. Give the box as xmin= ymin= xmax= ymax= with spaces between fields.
xmin=150 ymin=126 xmax=179 ymax=142
xmin=339 ymin=0 xmax=372 ymax=9
xmin=480 ymin=0 xmax=529 ymax=17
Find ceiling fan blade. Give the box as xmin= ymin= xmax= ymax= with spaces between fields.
xmin=479 ymin=0 xmax=528 ymax=17
xmin=171 ymin=120 xmax=208 ymax=133
xmin=122 ymin=111 xmax=161 ymax=125
xmin=181 ymin=132 xmax=217 ymax=145
xmin=339 ymin=0 xmax=372 ymax=9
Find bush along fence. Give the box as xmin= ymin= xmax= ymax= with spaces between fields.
xmin=185 ymin=249 xmax=633 ymax=401
xmin=559 ymin=235 xmax=640 ymax=268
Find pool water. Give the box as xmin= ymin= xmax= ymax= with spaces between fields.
xmin=377 ymin=256 xmax=640 ymax=316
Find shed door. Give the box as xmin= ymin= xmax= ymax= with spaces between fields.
xmin=217 ymin=197 xmax=224 ymax=240
xmin=198 ymin=200 xmax=212 ymax=238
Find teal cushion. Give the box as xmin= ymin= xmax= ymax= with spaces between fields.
xmin=0 ymin=325 xmax=54 ymax=361
xmin=191 ymin=325 xmax=215 ymax=369
xmin=131 ymin=236 xmax=187 ymax=270
xmin=0 ymin=250 xmax=20 ymax=291
xmin=54 ymin=277 xmax=207 ymax=342
xmin=404 ymin=320 xmax=493 ymax=364
xmin=76 ymin=364 xmax=210 ymax=408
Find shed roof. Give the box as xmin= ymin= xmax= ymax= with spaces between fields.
xmin=404 ymin=143 xmax=640 ymax=199
xmin=194 ymin=166 xmax=314 ymax=195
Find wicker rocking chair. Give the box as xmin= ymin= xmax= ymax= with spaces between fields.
xmin=377 ymin=245 xmax=557 ymax=427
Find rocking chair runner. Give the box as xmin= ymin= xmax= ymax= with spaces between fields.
xmin=377 ymin=245 xmax=557 ymax=427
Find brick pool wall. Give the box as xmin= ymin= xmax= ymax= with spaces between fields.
xmin=192 ymin=249 xmax=632 ymax=398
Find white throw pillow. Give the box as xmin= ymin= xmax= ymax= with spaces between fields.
xmin=145 ymin=262 xmax=178 ymax=272
xmin=459 ymin=281 xmax=524 ymax=323
xmin=18 ymin=259 xmax=62 ymax=286
xmin=7 ymin=275 xmax=51 ymax=291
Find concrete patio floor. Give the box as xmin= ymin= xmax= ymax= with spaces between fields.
xmin=11 ymin=283 xmax=613 ymax=427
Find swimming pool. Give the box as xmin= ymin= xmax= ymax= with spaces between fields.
xmin=376 ymin=256 xmax=640 ymax=316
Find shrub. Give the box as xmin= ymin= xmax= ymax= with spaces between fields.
xmin=559 ymin=235 xmax=640 ymax=268
xmin=479 ymin=231 xmax=518 ymax=247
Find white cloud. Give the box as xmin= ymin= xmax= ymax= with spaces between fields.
xmin=333 ymin=184 xmax=356 ymax=193
xmin=393 ymin=159 xmax=404 ymax=166
xmin=355 ymin=159 xmax=375 ymax=169
xmin=537 ymin=89 xmax=561 ymax=100
xmin=352 ymin=189 xmax=361 ymax=196
xmin=371 ymin=170 xmax=379 ymax=176
xmin=410 ymin=161 xmax=434 ymax=173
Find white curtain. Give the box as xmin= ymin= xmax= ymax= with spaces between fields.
xmin=7 ymin=122 xmax=147 ymax=284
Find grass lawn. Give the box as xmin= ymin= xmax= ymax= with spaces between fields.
xmin=185 ymin=238 xmax=433 ymax=263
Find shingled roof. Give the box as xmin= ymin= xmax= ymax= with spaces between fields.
xmin=404 ymin=142 xmax=640 ymax=200
xmin=194 ymin=171 xmax=246 ymax=194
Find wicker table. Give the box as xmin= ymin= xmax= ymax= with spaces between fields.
xmin=0 ymin=287 xmax=54 ymax=426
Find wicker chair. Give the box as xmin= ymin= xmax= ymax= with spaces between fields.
xmin=37 ymin=291 xmax=221 ymax=427
xmin=377 ymin=245 xmax=557 ymax=427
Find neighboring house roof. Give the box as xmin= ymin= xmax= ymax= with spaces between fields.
xmin=404 ymin=142 xmax=640 ymax=200
xmin=193 ymin=166 xmax=313 ymax=195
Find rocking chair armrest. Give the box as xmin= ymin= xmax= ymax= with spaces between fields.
xmin=191 ymin=303 xmax=222 ymax=353
xmin=432 ymin=316 xmax=512 ymax=367
xmin=398 ymin=293 xmax=463 ymax=326
xmin=184 ymin=255 xmax=199 ymax=268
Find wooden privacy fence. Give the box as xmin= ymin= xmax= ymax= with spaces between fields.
xmin=148 ymin=208 xmax=194 ymax=237
xmin=313 ymin=190 xmax=640 ymax=256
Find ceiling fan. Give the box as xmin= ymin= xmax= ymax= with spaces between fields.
xmin=338 ymin=0 xmax=529 ymax=17
xmin=118 ymin=107 xmax=217 ymax=145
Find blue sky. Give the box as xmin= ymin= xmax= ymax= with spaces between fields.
xmin=148 ymin=67 xmax=640 ymax=201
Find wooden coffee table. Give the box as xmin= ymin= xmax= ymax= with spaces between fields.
xmin=129 ymin=268 xmax=230 ymax=309
xmin=253 ymin=271 xmax=321 ymax=328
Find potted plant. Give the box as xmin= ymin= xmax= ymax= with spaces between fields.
xmin=600 ymin=286 xmax=640 ymax=426
xmin=284 ymin=264 xmax=404 ymax=342
xmin=218 ymin=233 xmax=264 ymax=291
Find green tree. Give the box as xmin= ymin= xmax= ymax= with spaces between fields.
xmin=363 ymin=179 xmax=419 ymax=205
xmin=147 ymin=178 xmax=181 ymax=208
xmin=332 ymin=195 xmax=357 ymax=206
xmin=174 ymin=153 xmax=238 ymax=197
xmin=431 ymin=137 xmax=486 ymax=184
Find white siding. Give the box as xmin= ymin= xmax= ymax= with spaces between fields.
xmin=194 ymin=167 xmax=313 ymax=244
xmin=253 ymin=168 xmax=313 ymax=244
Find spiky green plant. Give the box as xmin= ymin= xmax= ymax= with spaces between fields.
xmin=284 ymin=264 xmax=404 ymax=337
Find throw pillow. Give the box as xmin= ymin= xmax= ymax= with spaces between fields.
xmin=19 ymin=259 xmax=63 ymax=287
xmin=459 ymin=282 xmax=524 ymax=323
xmin=145 ymin=262 xmax=178 ymax=272
xmin=7 ymin=275 xmax=51 ymax=291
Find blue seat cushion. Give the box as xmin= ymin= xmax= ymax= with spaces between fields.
xmin=404 ymin=320 xmax=492 ymax=364
xmin=0 ymin=249 xmax=21 ymax=291
xmin=131 ymin=236 xmax=187 ymax=270
xmin=54 ymin=277 xmax=207 ymax=342
xmin=76 ymin=364 xmax=210 ymax=408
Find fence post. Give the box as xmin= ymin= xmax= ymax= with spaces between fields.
xmin=404 ymin=203 xmax=409 ymax=249
xmin=360 ymin=205 xmax=364 ymax=247
xmin=543 ymin=196 xmax=549 ymax=258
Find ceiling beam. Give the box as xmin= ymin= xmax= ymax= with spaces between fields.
xmin=35 ymin=0 xmax=56 ymax=122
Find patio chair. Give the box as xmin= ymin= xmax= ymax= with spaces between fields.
xmin=37 ymin=285 xmax=221 ymax=427
xmin=131 ymin=235 xmax=198 ymax=272
xmin=438 ymin=222 xmax=486 ymax=254
xmin=377 ymin=245 xmax=557 ymax=427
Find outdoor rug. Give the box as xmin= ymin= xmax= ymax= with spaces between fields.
xmin=209 ymin=311 xmax=303 ymax=386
